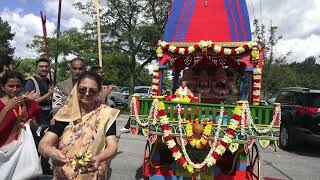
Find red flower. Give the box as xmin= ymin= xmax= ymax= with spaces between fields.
xmin=184 ymin=48 xmax=188 ymax=55
xmin=226 ymin=128 xmax=236 ymax=136
xmin=165 ymin=44 xmax=170 ymax=49
xmin=200 ymin=164 xmax=208 ymax=171
xmin=158 ymin=110 xmax=167 ymax=117
xmin=175 ymin=48 xmax=179 ymax=54
xmin=172 ymin=146 xmax=179 ymax=153
xmin=232 ymin=115 xmax=241 ymax=121
xmin=170 ymin=146 xmax=178 ymax=153
xmin=243 ymin=44 xmax=249 ymax=51
xmin=194 ymin=44 xmax=199 ymax=49
xmin=176 ymin=157 xmax=186 ymax=165
xmin=220 ymin=47 xmax=225 ymax=55
xmin=212 ymin=152 xmax=220 ymax=161
xmin=164 ymin=135 xmax=173 ymax=142
xmin=220 ymin=141 xmax=228 ymax=148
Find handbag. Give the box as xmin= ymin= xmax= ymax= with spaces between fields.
xmin=0 ymin=124 xmax=43 ymax=180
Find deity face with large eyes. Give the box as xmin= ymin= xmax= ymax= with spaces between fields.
xmin=211 ymin=69 xmax=229 ymax=100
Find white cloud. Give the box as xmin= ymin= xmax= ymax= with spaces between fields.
xmin=0 ymin=8 xmax=55 ymax=58
xmin=43 ymin=0 xmax=94 ymax=29
xmin=1 ymin=0 xmax=319 ymax=62
xmin=246 ymin=0 xmax=320 ymax=62
xmin=275 ymin=34 xmax=320 ymax=61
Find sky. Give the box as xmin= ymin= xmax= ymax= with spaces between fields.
xmin=0 ymin=0 xmax=320 ymax=63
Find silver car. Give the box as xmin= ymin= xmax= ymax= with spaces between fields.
xmin=134 ymin=86 xmax=151 ymax=98
xmin=109 ymin=86 xmax=126 ymax=105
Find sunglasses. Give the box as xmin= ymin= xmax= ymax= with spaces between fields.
xmin=78 ymin=87 xmax=99 ymax=95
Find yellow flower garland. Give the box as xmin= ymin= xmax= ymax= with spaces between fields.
xmin=186 ymin=121 xmax=213 ymax=149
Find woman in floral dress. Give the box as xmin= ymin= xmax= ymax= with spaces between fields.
xmin=39 ymin=71 xmax=120 ymax=179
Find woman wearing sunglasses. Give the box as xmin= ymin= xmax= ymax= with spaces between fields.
xmin=0 ymin=71 xmax=42 ymax=179
xmin=39 ymin=71 xmax=120 ymax=179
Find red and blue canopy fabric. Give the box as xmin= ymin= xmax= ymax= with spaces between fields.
xmin=163 ymin=0 xmax=252 ymax=43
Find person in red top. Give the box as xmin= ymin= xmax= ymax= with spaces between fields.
xmin=0 ymin=71 xmax=41 ymax=147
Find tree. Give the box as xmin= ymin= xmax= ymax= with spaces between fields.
xmin=27 ymin=26 xmax=99 ymax=63
xmin=74 ymin=0 xmax=171 ymax=94
xmin=252 ymin=19 xmax=291 ymax=94
xmin=103 ymin=52 xmax=151 ymax=86
xmin=27 ymin=27 xmax=152 ymax=85
xmin=0 ymin=17 xmax=15 ymax=56
xmin=14 ymin=58 xmax=36 ymax=77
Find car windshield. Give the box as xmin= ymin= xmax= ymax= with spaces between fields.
xmin=112 ymin=87 xmax=120 ymax=92
xmin=301 ymin=93 xmax=320 ymax=107
xmin=121 ymin=87 xmax=129 ymax=93
xmin=134 ymin=88 xmax=149 ymax=94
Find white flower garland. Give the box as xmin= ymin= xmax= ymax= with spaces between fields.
xmin=156 ymin=40 xmax=258 ymax=58
xmin=130 ymin=98 xmax=159 ymax=127
xmin=177 ymin=105 xmax=225 ymax=169
xmin=244 ymin=103 xmax=281 ymax=134
xmin=240 ymin=103 xmax=246 ymax=136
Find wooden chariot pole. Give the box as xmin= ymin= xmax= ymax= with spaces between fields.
xmin=91 ymin=0 xmax=103 ymax=68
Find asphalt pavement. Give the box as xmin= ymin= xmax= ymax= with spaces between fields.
xmin=110 ymin=115 xmax=320 ymax=180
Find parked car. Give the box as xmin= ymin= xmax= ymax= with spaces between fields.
xmin=120 ymin=87 xmax=129 ymax=104
xmin=134 ymin=86 xmax=151 ymax=98
xmin=106 ymin=98 xmax=115 ymax=108
xmin=266 ymin=87 xmax=320 ymax=149
xmin=109 ymin=86 xmax=126 ymax=105
xmin=121 ymin=87 xmax=129 ymax=94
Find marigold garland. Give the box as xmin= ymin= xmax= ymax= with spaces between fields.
xmin=159 ymin=102 xmax=242 ymax=174
xmin=185 ymin=121 xmax=212 ymax=149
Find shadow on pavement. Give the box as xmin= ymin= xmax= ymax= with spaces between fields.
xmin=287 ymin=143 xmax=320 ymax=158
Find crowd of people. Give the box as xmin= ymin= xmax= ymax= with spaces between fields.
xmin=0 ymin=54 xmax=119 ymax=179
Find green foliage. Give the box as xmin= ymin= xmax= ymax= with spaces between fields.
xmin=74 ymin=0 xmax=171 ymax=93
xmin=14 ymin=58 xmax=36 ymax=78
xmin=0 ymin=17 xmax=15 ymax=56
xmin=102 ymin=52 xmax=151 ymax=86
xmin=162 ymin=70 xmax=172 ymax=90
xmin=27 ymin=27 xmax=99 ymax=62
xmin=265 ymin=56 xmax=320 ymax=93
xmin=28 ymin=1 xmax=171 ymax=90
xmin=252 ymin=19 xmax=291 ymax=94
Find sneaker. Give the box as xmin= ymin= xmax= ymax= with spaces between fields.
xmin=120 ymin=128 xmax=130 ymax=133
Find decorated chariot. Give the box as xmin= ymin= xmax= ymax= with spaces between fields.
xmin=129 ymin=1 xmax=280 ymax=179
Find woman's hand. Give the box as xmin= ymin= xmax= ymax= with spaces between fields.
xmin=22 ymin=90 xmax=37 ymax=101
xmin=50 ymin=149 xmax=70 ymax=166
xmin=6 ymin=96 xmax=24 ymax=110
xmin=20 ymin=119 xmax=33 ymax=127
xmin=81 ymin=156 xmax=101 ymax=173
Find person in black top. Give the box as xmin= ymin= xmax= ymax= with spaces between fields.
xmin=24 ymin=58 xmax=53 ymax=175
xmin=25 ymin=58 xmax=53 ymax=125
xmin=39 ymin=71 xmax=119 ymax=179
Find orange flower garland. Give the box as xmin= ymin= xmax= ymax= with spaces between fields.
xmin=159 ymin=101 xmax=243 ymax=174
xmin=185 ymin=121 xmax=212 ymax=149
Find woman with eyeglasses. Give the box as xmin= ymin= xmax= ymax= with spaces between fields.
xmin=0 ymin=71 xmax=42 ymax=179
xmin=39 ymin=71 xmax=119 ymax=179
